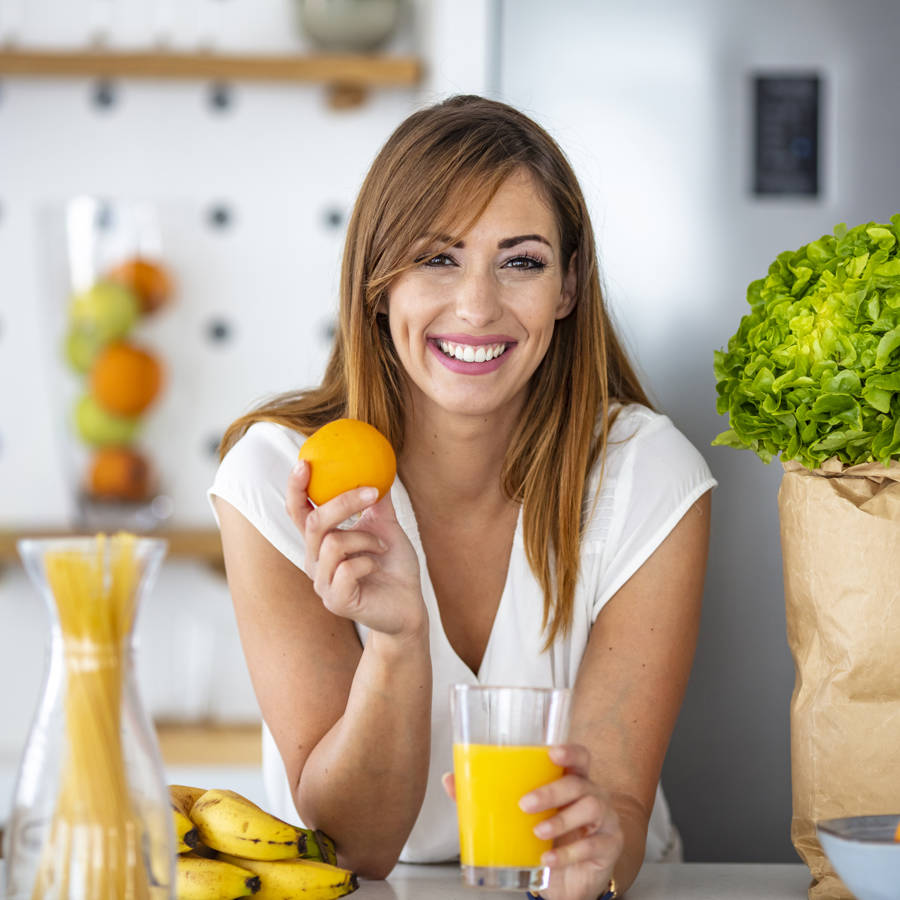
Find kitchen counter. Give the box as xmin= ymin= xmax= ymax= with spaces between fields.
xmin=369 ymin=862 xmax=811 ymax=898
xmin=0 ymin=861 xmax=812 ymax=898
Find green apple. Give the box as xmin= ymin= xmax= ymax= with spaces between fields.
xmin=74 ymin=394 xmax=141 ymax=447
xmin=68 ymin=280 xmax=140 ymax=343
xmin=62 ymin=326 xmax=104 ymax=374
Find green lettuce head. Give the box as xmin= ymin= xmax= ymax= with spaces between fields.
xmin=713 ymin=215 xmax=900 ymax=468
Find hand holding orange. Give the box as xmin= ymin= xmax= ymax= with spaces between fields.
xmin=298 ymin=418 xmax=396 ymax=507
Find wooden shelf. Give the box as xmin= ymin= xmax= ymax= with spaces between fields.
xmin=0 ymin=48 xmax=423 ymax=107
xmin=0 ymin=528 xmax=224 ymax=572
xmin=156 ymin=720 xmax=261 ymax=767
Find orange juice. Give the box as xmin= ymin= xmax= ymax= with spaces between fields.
xmin=453 ymin=743 xmax=563 ymax=868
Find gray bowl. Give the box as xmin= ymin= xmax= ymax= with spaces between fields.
xmin=817 ymin=815 xmax=900 ymax=900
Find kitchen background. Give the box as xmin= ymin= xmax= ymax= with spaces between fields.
xmin=1 ymin=0 xmax=898 ymax=865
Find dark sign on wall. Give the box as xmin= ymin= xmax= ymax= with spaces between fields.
xmin=753 ymin=74 xmax=821 ymax=196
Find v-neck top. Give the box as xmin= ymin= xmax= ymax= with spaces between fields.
xmin=208 ymin=404 xmax=717 ymax=864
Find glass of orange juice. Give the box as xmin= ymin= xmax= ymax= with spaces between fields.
xmin=451 ymin=684 xmax=572 ymax=892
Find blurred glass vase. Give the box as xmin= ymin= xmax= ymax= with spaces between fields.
xmin=54 ymin=196 xmax=176 ymax=532
xmin=2 ymin=534 xmax=174 ymax=900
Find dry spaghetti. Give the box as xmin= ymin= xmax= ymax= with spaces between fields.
xmin=32 ymin=532 xmax=155 ymax=900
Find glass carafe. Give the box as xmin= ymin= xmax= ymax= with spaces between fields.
xmin=2 ymin=534 xmax=175 ymax=900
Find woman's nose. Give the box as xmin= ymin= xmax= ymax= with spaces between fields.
xmin=454 ymin=271 xmax=501 ymax=327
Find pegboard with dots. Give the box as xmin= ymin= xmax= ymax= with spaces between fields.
xmin=0 ymin=0 xmax=493 ymax=529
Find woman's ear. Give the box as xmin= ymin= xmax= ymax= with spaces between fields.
xmin=556 ymin=252 xmax=577 ymax=319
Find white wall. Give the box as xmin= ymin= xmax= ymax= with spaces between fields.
xmin=0 ymin=0 xmax=495 ymax=817
xmin=496 ymin=0 xmax=900 ymax=863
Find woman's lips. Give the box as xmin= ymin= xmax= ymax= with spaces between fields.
xmin=427 ymin=335 xmax=516 ymax=374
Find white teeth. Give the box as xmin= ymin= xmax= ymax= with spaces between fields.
xmin=437 ymin=340 xmax=508 ymax=362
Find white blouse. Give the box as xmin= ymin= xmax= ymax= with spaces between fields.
xmin=208 ymin=403 xmax=717 ymax=864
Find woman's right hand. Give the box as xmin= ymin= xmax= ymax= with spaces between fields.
xmin=286 ymin=459 xmax=425 ymax=639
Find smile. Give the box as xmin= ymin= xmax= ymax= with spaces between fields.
xmin=437 ymin=340 xmax=508 ymax=363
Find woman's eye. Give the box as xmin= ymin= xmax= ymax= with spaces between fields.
xmin=505 ymin=255 xmax=545 ymax=270
xmin=417 ymin=253 xmax=455 ymax=267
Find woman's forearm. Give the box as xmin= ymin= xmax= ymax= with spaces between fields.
xmin=611 ymin=795 xmax=651 ymax=895
xmin=294 ymin=626 xmax=432 ymax=878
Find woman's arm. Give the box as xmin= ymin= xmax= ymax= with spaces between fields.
xmin=521 ymin=490 xmax=711 ymax=898
xmin=213 ymin=472 xmax=432 ymax=878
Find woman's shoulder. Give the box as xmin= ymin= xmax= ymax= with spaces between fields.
xmin=221 ymin=420 xmax=305 ymax=467
xmin=586 ymin=402 xmax=715 ymax=499
xmin=211 ymin=420 xmax=306 ymax=499
xmin=598 ymin=402 xmax=683 ymax=466
xmin=604 ymin=402 xmax=672 ymax=445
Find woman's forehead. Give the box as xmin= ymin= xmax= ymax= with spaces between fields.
xmin=429 ymin=167 xmax=558 ymax=244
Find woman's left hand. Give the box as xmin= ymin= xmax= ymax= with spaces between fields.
xmin=519 ymin=743 xmax=623 ymax=900
xmin=444 ymin=743 xmax=622 ymax=900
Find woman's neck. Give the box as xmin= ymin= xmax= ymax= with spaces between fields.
xmin=397 ymin=403 xmax=521 ymax=520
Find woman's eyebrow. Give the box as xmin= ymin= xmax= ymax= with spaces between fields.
xmin=418 ymin=232 xmax=552 ymax=250
xmin=497 ymin=233 xmax=551 ymax=249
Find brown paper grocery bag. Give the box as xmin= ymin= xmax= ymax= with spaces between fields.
xmin=779 ymin=458 xmax=900 ymax=899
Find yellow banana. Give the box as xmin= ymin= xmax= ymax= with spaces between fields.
xmin=308 ymin=829 xmax=338 ymax=866
xmin=218 ymin=854 xmax=358 ymax=899
xmin=173 ymin=804 xmax=200 ymax=853
xmin=190 ymin=789 xmax=307 ymax=861
xmin=170 ymin=783 xmax=206 ymax=854
xmin=176 ymin=853 xmax=261 ymax=900
xmin=170 ymin=783 xmax=207 ymax=814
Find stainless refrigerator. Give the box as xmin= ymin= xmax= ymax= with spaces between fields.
xmin=496 ymin=0 xmax=900 ymax=863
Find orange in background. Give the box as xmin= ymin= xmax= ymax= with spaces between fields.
xmin=90 ymin=341 xmax=163 ymax=417
xmin=87 ymin=446 xmax=152 ymax=501
xmin=298 ymin=418 xmax=396 ymax=507
xmin=106 ymin=257 xmax=174 ymax=316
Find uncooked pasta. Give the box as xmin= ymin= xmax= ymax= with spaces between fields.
xmin=32 ymin=532 xmax=154 ymax=900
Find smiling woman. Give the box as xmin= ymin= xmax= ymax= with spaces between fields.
xmin=386 ymin=169 xmax=575 ymax=422
xmin=207 ymin=95 xmax=716 ymax=900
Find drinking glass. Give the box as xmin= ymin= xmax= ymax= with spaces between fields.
xmin=450 ymin=684 xmax=572 ymax=892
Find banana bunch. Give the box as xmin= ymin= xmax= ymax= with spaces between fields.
xmin=177 ymin=854 xmax=261 ymax=900
xmin=171 ymin=783 xmax=205 ymax=853
xmin=170 ymin=785 xmax=356 ymax=900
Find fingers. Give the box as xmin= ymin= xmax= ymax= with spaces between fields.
xmin=315 ymin=529 xmax=386 ymax=591
xmin=548 ymin=743 xmax=590 ymax=777
xmin=518 ymin=744 xmax=590 ymax=815
xmin=286 ymin=459 xmax=313 ymax=528
xmin=441 ymin=772 xmax=457 ymax=802
xmin=533 ymin=786 xmax=622 ymax=869
xmin=518 ymin=743 xmax=624 ymax=870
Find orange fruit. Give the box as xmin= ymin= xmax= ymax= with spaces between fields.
xmin=90 ymin=341 xmax=163 ymax=417
xmin=298 ymin=418 xmax=396 ymax=506
xmin=106 ymin=257 xmax=174 ymax=315
xmin=86 ymin=447 xmax=152 ymax=501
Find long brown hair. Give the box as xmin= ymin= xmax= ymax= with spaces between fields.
xmin=220 ymin=95 xmax=651 ymax=647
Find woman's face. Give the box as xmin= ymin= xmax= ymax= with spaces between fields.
xmin=384 ymin=168 xmax=575 ymax=425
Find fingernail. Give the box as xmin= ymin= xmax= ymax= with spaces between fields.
xmin=541 ymin=850 xmax=557 ymax=866
xmin=519 ymin=794 xmax=538 ymax=813
xmin=292 ymin=460 xmax=305 ymax=476
xmin=359 ymin=487 xmax=379 ymax=504
xmin=534 ymin=822 xmax=552 ymax=839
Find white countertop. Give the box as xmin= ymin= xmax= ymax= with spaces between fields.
xmin=367 ymin=862 xmax=811 ymax=899
xmin=0 ymin=860 xmax=811 ymax=899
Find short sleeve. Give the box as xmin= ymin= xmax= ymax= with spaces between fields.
xmin=207 ymin=421 xmax=309 ymax=574
xmin=585 ymin=407 xmax=717 ymax=620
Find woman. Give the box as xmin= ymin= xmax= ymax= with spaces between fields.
xmin=210 ymin=95 xmax=716 ymax=899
